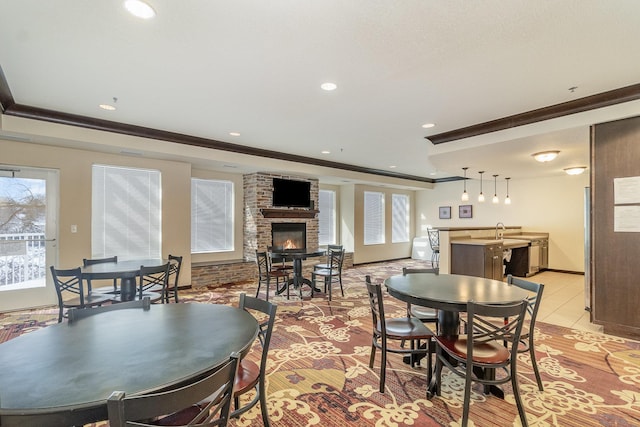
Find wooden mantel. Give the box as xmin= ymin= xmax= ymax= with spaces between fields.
xmin=261 ymin=208 xmax=319 ymax=219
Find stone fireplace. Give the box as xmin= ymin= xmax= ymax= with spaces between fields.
xmin=243 ymin=173 xmax=319 ymax=261
xmin=271 ymin=223 xmax=306 ymax=250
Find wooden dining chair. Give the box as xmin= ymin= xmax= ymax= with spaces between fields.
xmin=158 ymin=294 xmax=277 ymax=426
xmin=402 ymin=267 xmax=440 ymax=333
xmin=107 ymin=352 xmax=240 ymax=427
xmin=82 ymin=256 xmax=118 ymax=295
xmin=311 ymin=247 xmax=344 ymax=301
xmin=255 ymin=251 xmax=289 ymax=301
xmin=137 ymin=262 xmax=171 ymax=303
xmin=231 ymin=293 xmax=277 ymax=426
xmin=164 ymin=254 xmax=183 ymax=303
xmin=507 ymin=274 xmax=545 ymax=391
xmin=365 ymin=276 xmax=434 ymax=393
xmin=67 ymin=296 xmax=151 ymax=322
xmin=431 ymin=299 xmax=529 ymax=427
xmin=49 ymin=266 xmax=112 ymax=323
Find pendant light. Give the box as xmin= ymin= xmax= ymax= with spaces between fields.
xmin=461 ymin=167 xmax=469 ymax=201
xmin=478 ymin=171 xmax=485 ymax=202
xmin=504 ymin=177 xmax=511 ymax=205
xmin=492 ymin=174 xmax=499 ymax=203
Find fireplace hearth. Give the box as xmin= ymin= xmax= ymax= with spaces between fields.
xmin=272 ymin=223 xmax=306 ymax=251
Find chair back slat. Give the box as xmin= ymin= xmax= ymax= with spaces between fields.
xmin=107 ymin=353 xmax=240 ymax=426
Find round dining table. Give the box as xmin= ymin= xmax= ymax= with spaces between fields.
xmin=385 ymin=272 xmax=529 ymax=335
xmin=0 ymin=303 xmax=258 ymax=426
xmin=384 ymin=272 xmax=529 ymax=397
xmin=271 ymin=249 xmax=326 ymax=293
xmin=81 ymin=258 xmax=168 ymax=301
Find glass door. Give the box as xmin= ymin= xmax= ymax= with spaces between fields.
xmin=0 ymin=165 xmax=58 ymax=311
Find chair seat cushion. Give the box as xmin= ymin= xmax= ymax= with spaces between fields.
xmin=410 ymin=305 xmax=438 ymax=320
xmin=65 ymin=293 xmax=111 ymax=308
xmin=313 ymin=268 xmax=338 ymax=277
xmin=436 ymin=335 xmax=510 ymax=364
xmin=381 ymin=318 xmax=433 ymax=340
xmin=234 ymin=359 xmax=260 ymax=396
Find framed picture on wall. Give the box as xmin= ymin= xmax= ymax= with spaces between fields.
xmin=459 ymin=205 xmax=473 ymax=218
xmin=439 ymin=206 xmax=451 ymax=219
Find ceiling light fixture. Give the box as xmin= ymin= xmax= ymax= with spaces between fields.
xmin=492 ymin=174 xmax=499 ymax=204
xmin=564 ymin=166 xmax=587 ymax=175
xmin=229 ymin=132 xmax=240 ymax=136
xmin=504 ymin=177 xmax=511 ymax=205
xmin=422 ymin=123 xmax=435 ymax=129
xmin=389 ymin=165 xmax=397 ymax=169
xmin=461 ymin=167 xmax=469 ymax=201
xmin=532 ymin=150 xmax=560 ymax=162
xmin=478 ymin=171 xmax=485 ymax=202
xmin=320 ymin=82 xmax=337 ymax=91
xmin=99 ymin=104 xmax=116 ymax=111
xmin=124 ymin=0 xmax=156 ymax=19
xmin=321 ymin=150 xmax=331 ymax=154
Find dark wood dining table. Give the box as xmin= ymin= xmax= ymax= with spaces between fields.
xmin=81 ymin=258 xmax=167 ymax=301
xmin=271 ymin=249 xmax=326 ymax=293
xmin=0 ymin=303 xmax=258 ymax=426
xmin=384 ymin=272 xmax=529 ymax=396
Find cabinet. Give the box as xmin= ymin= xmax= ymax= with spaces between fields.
xmin=451 ymin=243 xmax=503 ymax=280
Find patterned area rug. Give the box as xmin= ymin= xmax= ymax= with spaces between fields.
xmin=2 ymin=259 xmax=640 ymax=426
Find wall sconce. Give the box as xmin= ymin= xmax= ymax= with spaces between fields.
xmin=532 ymin=150 xmax=560 ymax=162
xmin=492 ymin=174 xmax=499 ymax=204
xmin=504 ymin=177 xmax=511 ymax=205
xmin=564 ymin=166 xmax=587 ymax=175
xmin=461 ymin=167 xmax=469 ymax=201
xmin=478 ymin=171 xmax=485 ymax=202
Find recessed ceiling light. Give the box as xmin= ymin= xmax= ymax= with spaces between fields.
xmin=532 ymin=150 xmax=560 ymax=162
xmin=422 ymin=123 xmax=435 ymax=129
xmin=321 ymin=82 xmax=337 ymax=91
xmin=229 ymin=132 xmax=241 ymax=136
xmin=389 ymin=165 xmax=397 ymax=169
xmin=124 ymin=0 xmax=156 ymax=19
xmin=99 ymin=104 xmax=116 ymax=111
xmin=564 ymin=166 xmax=587 ymax=175
xmin=321 ymin=150 xmax=331 ymax=154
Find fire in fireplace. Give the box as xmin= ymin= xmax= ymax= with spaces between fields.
xmin=271 ymin=223 xmax=306 ymax=251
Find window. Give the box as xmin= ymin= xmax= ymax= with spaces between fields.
xmin=392 ymin=194 xmax=410 ymax=243
xmin=318 ymin=189 xmax=336 ymax=245
xmin=92 ymin=165 xmax=161 ymax=260
xmin=364 ymin=191 xmax=385 ymax=245
xmin=191 ymin=178 xmax=234 ymax=253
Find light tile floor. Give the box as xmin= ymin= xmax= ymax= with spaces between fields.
xmin=522 ymin=270 xmax=602 ymax=333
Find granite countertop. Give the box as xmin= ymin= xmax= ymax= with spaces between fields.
xmin=451 ymin=238 xmax=531 ymax=248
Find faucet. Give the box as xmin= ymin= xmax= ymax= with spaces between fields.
xmin=495 ymin=222 xmax=506 ymax=240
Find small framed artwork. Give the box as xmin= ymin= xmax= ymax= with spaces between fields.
xmin=439 ymin=206 xmax=451 ymax=219
xmin=459 ymin=205 xmax=473 ymax=218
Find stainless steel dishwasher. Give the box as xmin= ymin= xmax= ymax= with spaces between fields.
xmin=528 ymin=239 xmax=542 ymax=276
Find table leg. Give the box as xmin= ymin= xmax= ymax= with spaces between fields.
xmin=120 ymin=274 xmax=137 ymax=301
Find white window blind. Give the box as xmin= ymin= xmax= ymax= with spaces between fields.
xmin=364 ymin=191 xmax=385 ymax=245
xmin=318 ymin=189 xmax=336 ymax=245
xmin=191 ymin=178 xmax=234 ymax=253
xmin=92 ymin=165 xmax=161 ymax=260
xmin=392 ymin=194 xmax=410 ymax=243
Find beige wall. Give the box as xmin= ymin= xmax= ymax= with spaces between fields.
xmin=415 ymin=173 xmax=589 ymax=272
xmin=3 ymin=138 xmax=193 ymax=285
xmin=352 ymin=184 xmax=415 ymax=264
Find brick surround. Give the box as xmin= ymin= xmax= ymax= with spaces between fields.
xmin=191 ymin=172 xmax=325 ymax=288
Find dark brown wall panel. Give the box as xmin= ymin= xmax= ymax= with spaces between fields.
xmin=592 ymin=115 xmax=640 ymax=338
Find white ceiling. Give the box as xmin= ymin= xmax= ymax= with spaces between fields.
xmin=1 ymin=1 xmax=639 ymax=186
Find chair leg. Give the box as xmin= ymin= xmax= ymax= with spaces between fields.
xmin=339 ymin=274 xmax=344 ymax=297
xmin=529 ymin=337 xmax=544 ymax=391
xmin=258 ymin=374 xmax=271 ymax=427
xmin=511 ymin=373 xmax=529 ymax=426
xmin=461 ymin=360 xmax=474 ymax=426
xmin=379 ymin=341 xmax=387 ymax=393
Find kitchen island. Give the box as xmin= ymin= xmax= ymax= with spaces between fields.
xmin=432 ymin=227 xmax=548 ymax=277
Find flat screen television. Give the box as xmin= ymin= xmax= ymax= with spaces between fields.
xmin=272 ymin=178 xmax=311 ymax=208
